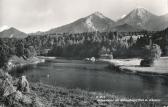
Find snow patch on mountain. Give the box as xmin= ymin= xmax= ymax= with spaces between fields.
xmin=85 ymin=16 xmax=97 ymax=31
xmin=121 ymin=14 xmax=126 ymax=19
xmin=132 ymin=7 xmax=149 ymax=19
xmin=137 ymin=9 xmax=146 ymax=18
xmin=9 ymin=34 xmax=13 ymax=38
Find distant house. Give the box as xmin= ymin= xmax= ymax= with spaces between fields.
xmin=84 ymin=57 xmax=96 ymax=62
xmin=90 ymin=57 xmax=96 ymax=62
xmin=100 ymin=54 xmax=113 ymax=59
xmin=40 ymin=49 xmax=51 ymax=56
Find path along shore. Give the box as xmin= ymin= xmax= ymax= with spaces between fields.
xmin=99 ymin=57 xmax=168 ymax=76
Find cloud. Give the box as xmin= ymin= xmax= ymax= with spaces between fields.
xmin=0 ymin=25 xmax=10 ymax=32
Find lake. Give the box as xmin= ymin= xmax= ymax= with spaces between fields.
xmin=12 ymin=58 xmax=168 ymax=99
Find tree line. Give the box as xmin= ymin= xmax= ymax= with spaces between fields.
xmin=0 ymin=29 xmax=167 ymax=67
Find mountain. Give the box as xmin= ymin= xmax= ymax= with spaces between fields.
xmin=45 ymin=12 xmax=115 ymax=34
xmin=116 ymin=7 xmax=160 ymax=31
xmin=153 ymin=13 xmax=168 ymax=31
xmin=28 ymin=9 xmax=168 ymax=34
xmin=0 ymin=27 xmax=27 ymax=38
xmin=111 ymin=23 xmax=142 ymax=32
xmin=29 ymin=31 xmax=45 ymax=35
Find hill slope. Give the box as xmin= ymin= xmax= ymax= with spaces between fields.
xmin=116 ymin=8 xmax=163 ymax=31
xmin=0 ymin=27 xmax=27 ymax=38
xmin=111 ymin=23 xmax=142 ymax=32
xmin=45 ymin=12 xmax=115 ymax=34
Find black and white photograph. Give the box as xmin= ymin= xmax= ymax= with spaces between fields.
xmin=0 ymin=0 xmax=168 ymax=106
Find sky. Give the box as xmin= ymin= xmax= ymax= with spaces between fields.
xmin=0 ymin=0 xmax=168 ymax=33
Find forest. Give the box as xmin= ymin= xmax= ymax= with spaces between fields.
xmin=0 ymin=28 xmax=168 ymax=67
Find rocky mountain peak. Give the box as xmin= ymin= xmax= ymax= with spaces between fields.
xmin=90 ymin=11 xmax=106 ymax=19
xmin=129 ymin=7 xmax=154 ymax=19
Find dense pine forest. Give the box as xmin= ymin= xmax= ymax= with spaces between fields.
xmin=0 ymin=28 xmax=168 ymax=67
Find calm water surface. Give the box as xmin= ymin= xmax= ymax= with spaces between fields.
xmin=13 ymin=58 xmax=168 ymax=98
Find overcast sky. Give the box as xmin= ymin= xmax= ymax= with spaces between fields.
xmin=0 ymin=0 xmax=168 ymax=33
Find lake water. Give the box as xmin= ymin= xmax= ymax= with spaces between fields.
xmin=12 ymin=58 xmax=168 ymax=99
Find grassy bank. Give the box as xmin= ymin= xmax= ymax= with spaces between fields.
xmin=0 ymin=56 xmax=46 ymax=107
xmin=100 ymin=57 xmax=168 ymax=76
xmin=0 ymin=76 xmax=166 ymax=107
xmin=30 ymin=82 xmax=165 ymax=107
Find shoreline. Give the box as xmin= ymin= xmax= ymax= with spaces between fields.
xmin=6 ymin=56 xmax=45 ymax=71
xmin=99 ymin=57 xmax=168 ymax=76
xmin=1 ymin=56 xmax=167 ymax=106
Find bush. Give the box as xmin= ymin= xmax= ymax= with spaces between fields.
xmin=140 ymin=59 xmax=154 ymax=67
xmin=140 ymin=44 xmax=161 ymax=67
xmin=149 ymin=44 xmax=161 ymax=60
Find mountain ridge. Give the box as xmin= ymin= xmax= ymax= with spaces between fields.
xmin=2 ymin=8 xmax=168 ymax=36
xmin=45 ymin=11 xmax=115 ymax=34
xmin=0 ymin=27 xmax=27 ymax=38
xmin=116 ymin=8 xmax=158 ymax=30
xmin=42 ymin=8 xmax=168 ymax=34
xmin=111 ymin=23 xmax=142 ymax=32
